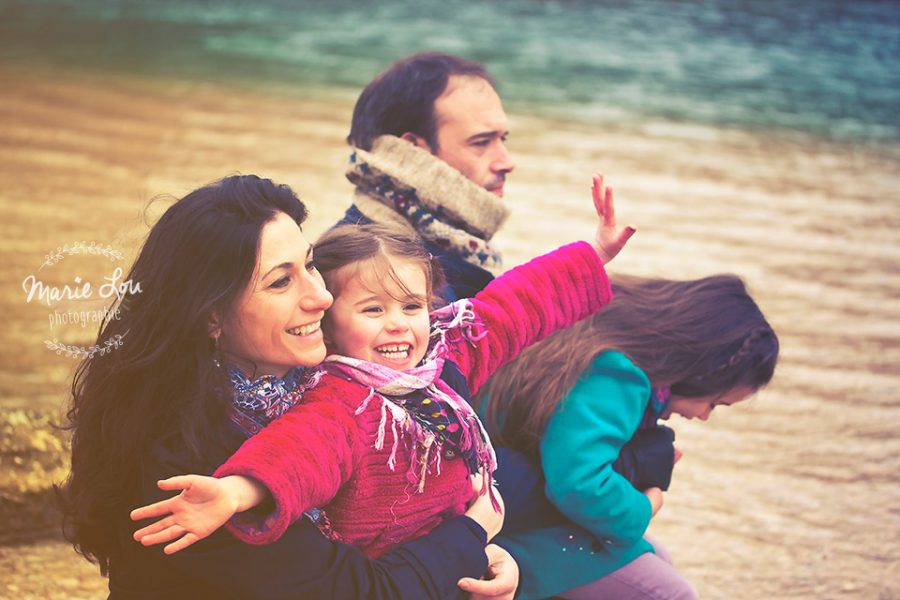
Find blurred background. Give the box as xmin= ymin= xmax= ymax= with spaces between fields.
xmin=1 ymin=0 xmax=898 ymax=598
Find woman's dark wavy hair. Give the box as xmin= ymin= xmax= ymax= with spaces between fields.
xmin=482 ymin=274 xmax=779 ymax=459
xmin=57 ymin=175 xmax=308 ymax=575
xmin=347 ymin=51 xmax=494 ymax=151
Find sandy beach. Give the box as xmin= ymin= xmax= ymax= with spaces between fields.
xmin=1 ymin=63 xmax=899 ymax=599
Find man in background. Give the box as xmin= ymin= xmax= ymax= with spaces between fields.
xmin=338 ymin=51 xmax=516 ymax=300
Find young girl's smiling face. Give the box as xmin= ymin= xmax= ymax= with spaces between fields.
xmin=325 ymin=255 xmax=432 ymax=371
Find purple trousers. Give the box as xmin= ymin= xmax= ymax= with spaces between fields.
xmin=558 ymin=537 xmax=699 ymax=600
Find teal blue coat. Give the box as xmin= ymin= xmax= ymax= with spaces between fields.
xmin=495 ymin=351 xmax=662 ymax=600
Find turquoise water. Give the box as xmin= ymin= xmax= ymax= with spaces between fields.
xmin=1 ymin=0 xmax=898 ymax=143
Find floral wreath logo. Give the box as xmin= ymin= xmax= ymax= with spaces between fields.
xmin=23 ymin=241 xmax=140 ymax=359
xmin=39 ymin=241 xmax=124 ymax=269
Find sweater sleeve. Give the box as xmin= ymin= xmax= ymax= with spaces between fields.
xmin=452 ymin=241 xmax=612 ymax=394
xmin=130 ymin=431 xmax=489 ymax=600
xmin=213 ymin=378 xmax=361 ymax=545
xmin=540 ymin=351 xmax=654 ymax=549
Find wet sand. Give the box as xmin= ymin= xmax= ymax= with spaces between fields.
xmin=1 ymin=63 xmax=899 ymax=599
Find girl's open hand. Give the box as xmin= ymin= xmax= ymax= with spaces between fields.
xmin=130 ymin=474 xmax=246 ymax=554
xmin=591 ymin=173 xmax=636 ymax=264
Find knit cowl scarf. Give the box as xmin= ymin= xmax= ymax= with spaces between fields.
xmin=321 ymin=299 xmax=500 ymax=511
xmin=346 ymin=135 xmax=510 ymax=273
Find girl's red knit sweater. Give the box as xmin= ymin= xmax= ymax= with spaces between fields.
xmin=214 ymin=242 xmax=612 ymax=557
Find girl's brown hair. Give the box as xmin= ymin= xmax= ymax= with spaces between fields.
xmin=481 ymin=274 xmax=779 ymax=459
xmin=313 ymin=223 xmax=444 ymax=307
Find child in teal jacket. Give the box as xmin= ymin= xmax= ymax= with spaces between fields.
xmin=482 ymin=274 xmax=779 ymax=600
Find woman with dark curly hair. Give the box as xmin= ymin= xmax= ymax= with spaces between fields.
xmin=58 ymin=174 xmax=509 ymax=599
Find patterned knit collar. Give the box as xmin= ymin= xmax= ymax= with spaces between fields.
xmin=346 ymin=135 xmax=510 ymax=272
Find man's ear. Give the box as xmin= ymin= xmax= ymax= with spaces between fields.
xmin=400 ymin=132 xmax=432 ymax=152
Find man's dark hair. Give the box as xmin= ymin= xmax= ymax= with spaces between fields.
xmin=347 ymin=52 xmax=495 ymax=151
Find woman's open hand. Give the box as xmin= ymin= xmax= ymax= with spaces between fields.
xmin=591 ymin=173 xmax=636 ymax=264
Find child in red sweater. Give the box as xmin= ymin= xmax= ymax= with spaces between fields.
xmin=131 ymin=174 xmax=634 ymax=558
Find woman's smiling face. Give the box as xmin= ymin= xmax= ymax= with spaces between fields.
xmin=218 ymin=212 xmax=333 ymax=377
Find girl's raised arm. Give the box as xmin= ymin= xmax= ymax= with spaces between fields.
xmin=131 ymin=474 xmax=267 ymax=554
xmin=591 ymin=172 xmax=635 ymax=264
xmin=452 ymin=172 xmax=633 ymax=393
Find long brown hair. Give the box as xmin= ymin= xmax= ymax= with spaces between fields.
xmin=481 ymin=274 xmax=779 ymax=459
xmin=58 ymin=175 xmax=310 ymax=575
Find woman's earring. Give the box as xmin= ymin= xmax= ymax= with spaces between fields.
xmin=212 ymin=334 xmax=222 ymax=368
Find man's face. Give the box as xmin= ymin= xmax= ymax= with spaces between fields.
xmin=429 ymin=75 xmax=515 ymax=197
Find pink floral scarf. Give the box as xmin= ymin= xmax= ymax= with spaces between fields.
xmin=321 ymin=300 xmax=500 ymax=510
